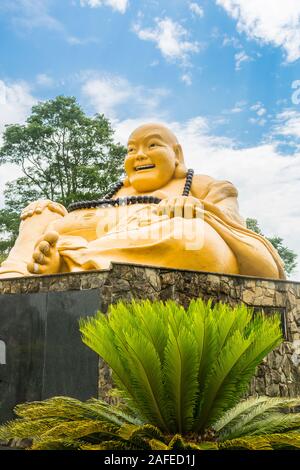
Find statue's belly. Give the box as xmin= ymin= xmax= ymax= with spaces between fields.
xmin=50 ymin=205 xmax=143 ymax=241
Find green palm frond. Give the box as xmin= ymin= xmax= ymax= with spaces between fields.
xmin=213 ymin=396 xmax=270 ymax=432
xmin=0 ymin=396 xmax=141 ymax=449
xmin=196 ymin=329 xmax=252 ymax=429
xmin=30 ymin=439 xmax=80 ymax=450
xmin=239 ymin=412 xmax=300 ymax=437
xmin=0 ymin=298 xmax=289 ymax=450
xmin=118 ymin=423 xmax=165 ymax=443
xmin=215 ymin=397 xmax=300 ymax=440
xmin=218 ymin=435 xmax=272 ymax=450
xmin=163 ymin=326 xmax=199 ymax=433
xmin=147 ymin=439 xmax=169 ymax=450
xmin=0 ymin=418 xmax=58 ymax=441
xmin=266 ymin=432 xmax=300 ymax=449
xmin=80 ymin=299 xmax=283 ymax=434
xmin=194 ymin=312 xmax=282 ymax=429
xmin=197 ymin=441 xmax=219 ymax=450
xmin=81 ymin=440 xmax=134 ymax=450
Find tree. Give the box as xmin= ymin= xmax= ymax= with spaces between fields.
xmin=246 ymin=218 xmax=297 ymax=276
xmin=0 ymin=95 xmax=126 ymax=258
xmin=2 ymin=300 xmax=300 ymax=450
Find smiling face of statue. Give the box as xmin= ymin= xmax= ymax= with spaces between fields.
xmin=124 ymin=124 xmax=184 ymax=193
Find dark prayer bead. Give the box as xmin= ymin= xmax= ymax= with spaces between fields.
xmin=67 ymin=170 xmax=194 ymax=212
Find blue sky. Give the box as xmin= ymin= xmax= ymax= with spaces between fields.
xmin=0 ymin=0 xmax=300 ymax=278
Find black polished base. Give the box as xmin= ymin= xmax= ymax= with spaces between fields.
xmin=0 ymin=289 xmax=99 ymax=423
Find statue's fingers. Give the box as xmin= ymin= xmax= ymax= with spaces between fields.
xmin=184 ymin=202 xmax=194 ymax=219
xmin=35 ymin=206 xmax=42 ymax=214
xmin=165 ymin=203 xmax=174 ymax=218
xmin=33 ymin=251 xmax=46 ymax=265
xmin=39 ymin=241 xmax=50 ymax=255
xmin=174 ymin=198 xmax=183 ymax=218
xmin=195 ymin=205 xmax=204 ymax=219
xmin=44 ymin=231 xmax=59 ymax=246
xmin=20 ymin=211 xmax=28 ymax=221
xmin=156 ymin=202 xmax=167 ymax=216
xmin=48 ymin=202 xmax=67 ymax=217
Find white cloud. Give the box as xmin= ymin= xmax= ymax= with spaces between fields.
xmin=256 ymin=107 xmax=266 ymax=117
xmin=249 ymin=102 xmax=267 ymax=125
xmin=234 ymin=50 xmax=251 ymax=70
xmin=113 ymin=115 xmax=300 ymax=280
xmin=230 ymin=107 xmax=243 ymax=114
xmin=1 ymin=0 xmax=63 ymax=31
xmin=81 ymin=72 xmax=169 ymax=118
xmin=274 ymin=110 xmax=300 ymax=140
xmin=66 ymin=35 xmax=99 ymax=46
xmin=132 ymin=17 xmax=200 ymax=65
xmin=189 ymin=2 xmax=204 ymax=17
xmin=0 ymin=80 xmax=36 ymax=134
xmin=181 ymin=73 xmax=192 ymax=86
xmin=222 ymin=35 xmax=242 ymax=49
xmin=79 ymin=0 xmax=128 ymax=13
xmin=0 ymin=80 xmax=36 ymax=206
xmin=36 ymin=73 xmax=54 ymax=88
xmin=217 ymin=0 xmax=300 ymax=62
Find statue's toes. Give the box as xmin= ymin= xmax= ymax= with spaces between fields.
xmin=39 ymin=241 xmax=50 ymax=255
xmin=44 ymin=231 xmax=59 ymax=246
xmin=27 ymin=262 xmax=42 ymax=274
xmin=33 ymin=250 xmax=46 ymax=265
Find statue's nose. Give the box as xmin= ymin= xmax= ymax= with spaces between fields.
xmin=136 ymin=150 xmax=147 ymax=161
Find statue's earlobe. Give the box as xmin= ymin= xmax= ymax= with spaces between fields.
xmin=123 ymin=176 xmax=131 ymax=187
xmin=174 ymin=144 xmax=187 ymax=179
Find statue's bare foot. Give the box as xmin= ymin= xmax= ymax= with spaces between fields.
xmin=27 ymin=231 xmax=62 ymax=275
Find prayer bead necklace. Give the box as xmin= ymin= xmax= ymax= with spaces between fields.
xmin=67 ymin=169 xmax=194 ymax=212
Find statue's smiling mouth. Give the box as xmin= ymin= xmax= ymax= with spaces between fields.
xmin=135 ymin=164 xmax=155 ymax=171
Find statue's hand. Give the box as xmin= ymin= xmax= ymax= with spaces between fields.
xmin=156 ymin=196 xmax=204 ymax=219
xmin=20 ymin=200 xmax=67 ymax=221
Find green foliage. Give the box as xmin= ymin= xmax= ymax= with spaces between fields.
xmin=246 ymin=218 xmax=297 ymax=275
xmin=2 ymin=299 xmax=300 ymax=451
xmin=80 ymin=299 xmax=283 ymax=434
xmin=2 ymin=395 xmax=300 ymax=451
xmin=0 ymin=95 xmax=126 ymax=258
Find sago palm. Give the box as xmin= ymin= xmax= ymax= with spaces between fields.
xmin=2 ymin=298 xmax=300 ymax=450
xmin=2 ymin=395 xmax=300 ymax=450
xmin=79 ymin=299 xmax=283 ymax=434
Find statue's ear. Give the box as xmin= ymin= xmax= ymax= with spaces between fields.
xmin=174 ymin=144 xmax=184 ymax=163
xmin=123 ymin=176 xmax=131 ymax=187
xmin=174 ymin=144 xmax=187 ymax=179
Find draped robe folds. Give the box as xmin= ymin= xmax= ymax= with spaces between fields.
xmin=53 ymin=176 xmax=285 ymax=280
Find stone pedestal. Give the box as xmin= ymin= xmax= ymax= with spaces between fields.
xmin=0 ymin=263 xmax=300 ymax=421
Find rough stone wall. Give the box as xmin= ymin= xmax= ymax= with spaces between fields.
xmin=1 ymin=263 xmax=300 ymax=398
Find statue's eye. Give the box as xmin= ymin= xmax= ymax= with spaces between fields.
xmin=128 ymin=148 xmax=135 ymax=153
xmin=149 ymin=143 xmax=157 ymax=148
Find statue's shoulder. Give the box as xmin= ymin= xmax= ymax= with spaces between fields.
xmin=191 ymin=174 xmax=215 ymax=199
xmin=192 ymin=174 xmax=215 ymax=186
xmin=191 ymin=174 xmax=238 ymax=200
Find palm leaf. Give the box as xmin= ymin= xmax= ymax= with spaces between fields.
xmin=163 ymin=326 xmax=199 ymax=433
xmin=195 ymin=313 xmax=282 ymax=429
xmin=194 ymin=330 xmax=252 ymax=430
xmin=118 ymin=330 xmax=168 ymax=430
xmin=266 ymin=432 xmax=300 ymax=449
xmin=216 ymin=397 xmax=300 ymax=440
xmin=239 ymin=412 xmax=300 ymax=436
xmin=218 ymin=435 xmax=272 ymax=450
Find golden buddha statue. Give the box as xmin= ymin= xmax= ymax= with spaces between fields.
xmin=0 ymin=123 xmax=285 ymax=279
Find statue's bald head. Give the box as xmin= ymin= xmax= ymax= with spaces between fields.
xmin=125 ymin=122 xmax=186 ymax=192
xmin=128 ymin=123 xmax=179 ymax=147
